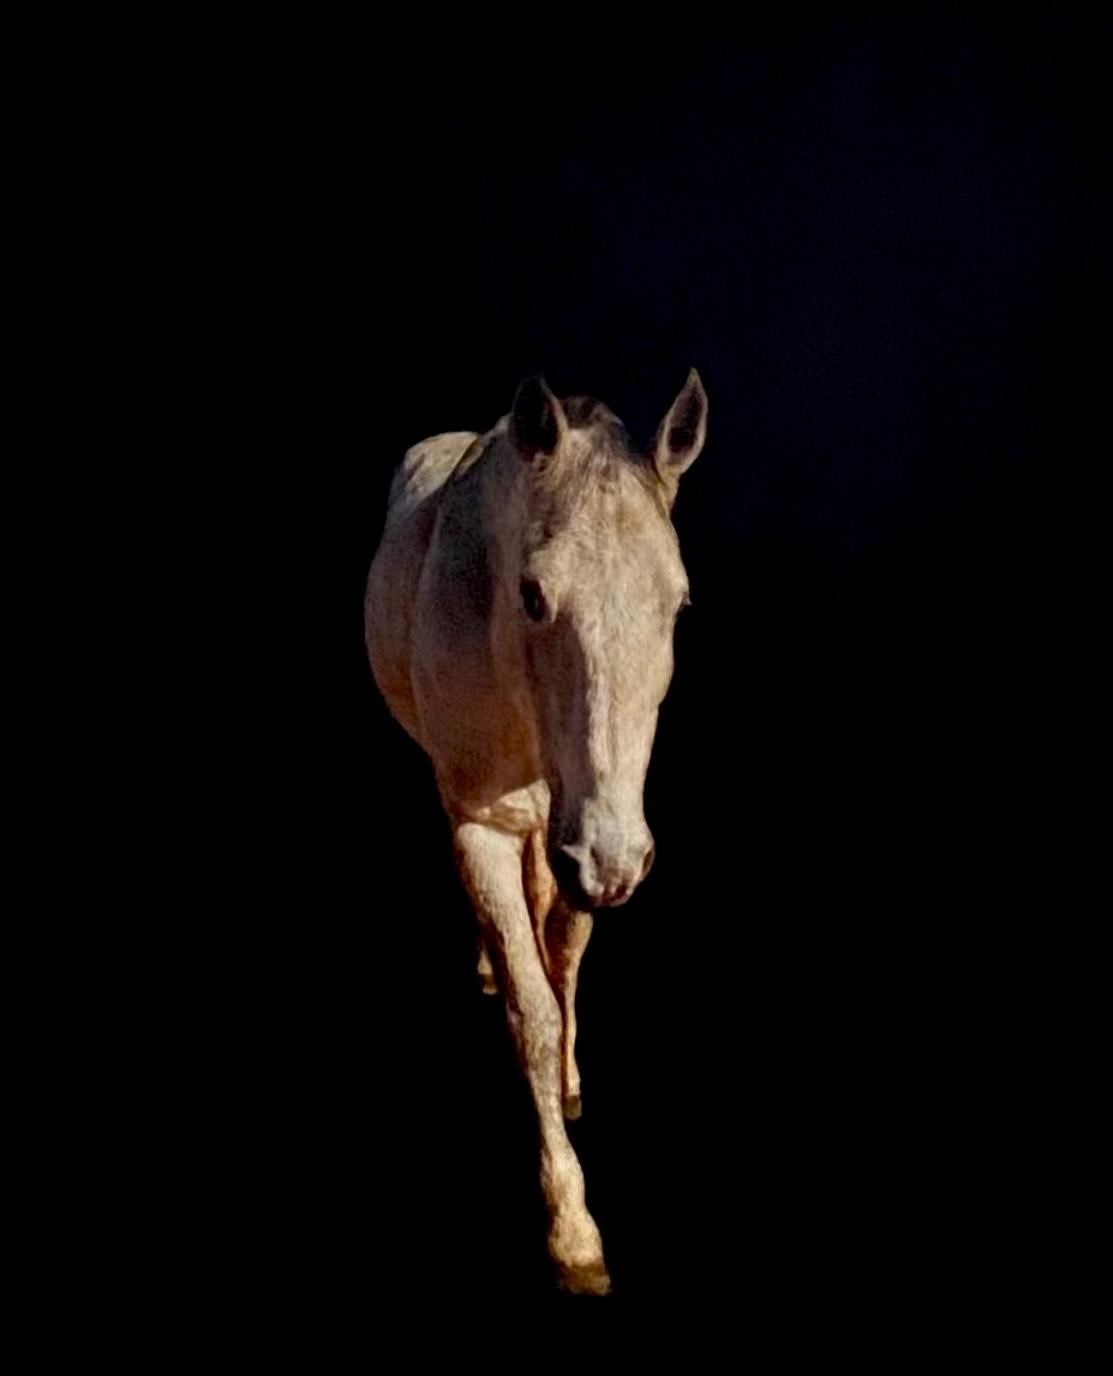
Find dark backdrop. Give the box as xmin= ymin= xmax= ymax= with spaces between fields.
xmin=212 ymin=6 xmax=1099 ymax=1333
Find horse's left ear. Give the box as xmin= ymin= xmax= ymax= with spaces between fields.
xmin=653 ymin=368 xmax=708 ymax=494
xmin=510 ymin=374 xmax=568 ymax=459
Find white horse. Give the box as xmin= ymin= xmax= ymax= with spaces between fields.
xmin=365 ymin=371 xmax=707 ymax=1294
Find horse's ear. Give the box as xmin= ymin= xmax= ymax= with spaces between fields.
xmin=653 ymin=368 xmax=708 ymax=496
xmin=510 ymin=375 xmax=567 ymax=458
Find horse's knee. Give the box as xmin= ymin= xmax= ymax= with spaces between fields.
xmin=506 ymin=979 xmax=563 ymax=1066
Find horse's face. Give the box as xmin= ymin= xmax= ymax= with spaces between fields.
xmin=508 ymin=373 xmax=707 ymax=909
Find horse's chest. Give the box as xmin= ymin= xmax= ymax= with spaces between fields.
xmin=453 ymin=779 xmax=550 ymax=834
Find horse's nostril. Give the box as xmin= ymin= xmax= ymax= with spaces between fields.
xmin=641 ymin=844 xmax=656 ymax=882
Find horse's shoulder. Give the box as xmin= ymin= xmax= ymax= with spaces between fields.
xmin=386 ymin=430 xmax=480 ymax=524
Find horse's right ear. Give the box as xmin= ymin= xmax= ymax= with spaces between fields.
xmin=653 ymin=368 xmax=708 ymax=495
xmin=510 ymin=375 xmax=567 ymax=458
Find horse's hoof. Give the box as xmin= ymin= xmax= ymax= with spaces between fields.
xmin=563 ymin=1093 xmax=582 ymax=1121
xmin=479 ymin=974 xmax=498 ymax=995
xmin=555 ymin=1257 xmax=612 ymax=1296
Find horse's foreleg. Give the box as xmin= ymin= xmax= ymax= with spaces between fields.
xmin=453 ymin=821 xmax=610 ymax=1296
xmin=522 ymin=832 xmax=591 ymax=1118
xmin=544 ymin=900 xmax=594 ymax=1120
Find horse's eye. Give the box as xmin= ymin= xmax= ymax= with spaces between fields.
xmin=520 ymin=579 xmax=547 ymax=623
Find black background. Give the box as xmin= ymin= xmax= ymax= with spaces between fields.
xmin=195 ymin=5 xmax=1100 ymax=1337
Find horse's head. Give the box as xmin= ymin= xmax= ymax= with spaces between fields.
xmin=507 ymin=371 xmax=707 ymax=908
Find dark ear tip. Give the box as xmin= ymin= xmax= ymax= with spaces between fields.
xmin=511 ymin=374 xmax=562 ymax=456
xmin=512 ymin=373 xmax=557 ymax=412
xmin=513 ymin=373 xmax=543 ymax=402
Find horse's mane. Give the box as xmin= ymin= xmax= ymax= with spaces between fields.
xmin=560 ymin=396 xmax=635 ymax=454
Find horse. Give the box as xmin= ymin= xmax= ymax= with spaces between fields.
xmin=365 ymin=371 xmax=707 ymax=1294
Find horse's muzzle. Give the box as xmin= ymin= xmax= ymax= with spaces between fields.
xmin=551 ymin=837 xmax=656 ymax=910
